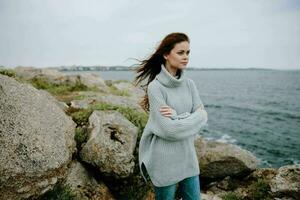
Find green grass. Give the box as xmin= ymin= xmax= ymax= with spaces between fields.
xmin=73 ymin=94 xmax=86 ymax=100
xmin=0 ymin=69 xmax=16 ymax=78
xmin=29 ymin=77 xmax=91 ymax=95
xmin=108 ymin=85 xmax=131 ymax=97
xmin=249 ymin=178 xmax=272 ymax=200
xmin=221 ymin=178 xmax=272 ymax=200
xmin=74 ymin=126 xmax=88 ymax=150
xmin=67 ymin=107 xmax=93 ymax=126
xmin=38 ymin=183 xmax=75 ymax=200
xmin=89 ymin=102 xmax=148 ymax=138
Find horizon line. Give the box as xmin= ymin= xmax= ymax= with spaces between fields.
xmin=1 ymin=65 xmax=299 ymax=71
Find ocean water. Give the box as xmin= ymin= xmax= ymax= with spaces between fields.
xmin=64 ymin=69 xmax=300 ymax=168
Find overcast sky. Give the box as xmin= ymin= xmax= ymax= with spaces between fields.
xmin=0 ymin=0 xmax=299 ymax=69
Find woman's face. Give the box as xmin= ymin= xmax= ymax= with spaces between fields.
xmin=164 ymin=41 xmax=190 ymax=70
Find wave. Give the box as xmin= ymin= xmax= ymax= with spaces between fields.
xmin=205 ymin=104 xmax=222 ymax=108
xmin=206 ymin=103 xmax=300 ymax=120
xmin=263 ymin=110 xmax=300 ymax=120
xmin=215 ymin=134 xmax=237 ymax=143
xmin=258 ymin=157 xmax=299 ymax=168
xmin=204 ymin=134 xmax=237 ymax=144
xmin=206 ymin=104 xmax=256 ymax=113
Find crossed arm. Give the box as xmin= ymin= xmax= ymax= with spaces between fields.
xmin=147 ymin=82 xmax=208 ymax=141
xmin=159 ymin=105 xmax=206 ymax=119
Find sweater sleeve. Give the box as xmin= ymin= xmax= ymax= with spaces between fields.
xmin=170 ymin=110 xmax=191 ymax=120
xmin=147 ymin=83 xmax=207 ymax=141
xmin=189 ymin=79 xmax=205 ymax=113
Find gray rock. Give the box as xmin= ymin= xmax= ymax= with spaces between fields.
xmin=14 ymin=66 xmax=65 ymax=84
xmin=77 ymin=73 xmax=109 ymax=93
xmin=0 ymin=75 xmax=76 ymax=199
xmin=65 ymin=161 xmax=98 ymax=190
xmin=112 ymin=81 xmax=145 ymax=99
xmin=274 ymin=197 xmax=295 ymax=200
xmin=270 ymin=164 xmax=300 ymax=199
xmin=80 ymin=110 xmax=138 ymax=178
xmin=199 ymin=141 xmax=259 ymax=179
xmin=250 ymin=167 xmax=277 ymax=182
xmin=194 ymin=136 xmax=207 ymax=159
xmin=39 ymin=89 xmax=69 ymax=111
xmin=201 ymin=193 xmax=222 ymax=200
xmin=64 ymin=161 xmax=115 ymax=200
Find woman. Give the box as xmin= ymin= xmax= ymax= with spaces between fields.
xmin=134 ymin=32 xmax=208 ymax=200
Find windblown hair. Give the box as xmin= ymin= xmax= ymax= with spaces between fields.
xmin=133 ymin=32 xmax=190 ymax=112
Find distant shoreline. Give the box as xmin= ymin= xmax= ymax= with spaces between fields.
xmin=1 ymin=65 xmax=299 ymax=71
xmin=50 ymin=66 xmax=291 ymax=72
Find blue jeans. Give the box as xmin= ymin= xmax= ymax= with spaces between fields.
xmin=154 ymin=175 xmax=201 ymax=200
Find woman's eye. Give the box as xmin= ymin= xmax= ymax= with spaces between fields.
xmin=177 ymin=51 xmax=190 ymax=55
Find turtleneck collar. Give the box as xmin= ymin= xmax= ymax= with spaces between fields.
xmin=155 ymin=64 xmax=185 ymax=88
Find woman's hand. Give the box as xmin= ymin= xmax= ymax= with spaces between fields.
xmin=196 ymin=107 xmax=208 ymax=121
xmin=159 ymin=105 xmax=175 ymax=118
xmin=196 ymin=106 xmax=203 ymax=112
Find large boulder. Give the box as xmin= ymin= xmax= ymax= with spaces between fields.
xmin=194 ymin=136 xmax=207 ymax=159
xmin=39 ymin=89 xmax=69 ymax=111
xmin=64 ymin=161 xmax=115 ymax=200
xmin=112 ymin=81 xmax=145 ymax=99
xmin=76 ymin=73 xmax=110 ymax=93
xmin=80 ymin=110 xmax=138 ymax=178
xmin=270 ymin=164 xmax=300 ymax=199
xmin=14 ymin=66 xmax=65 ymax=84
xmin=198 ymin=141 xmax=259 ymax=179
xmin=0 ymin=75 xmax=76 ymax=199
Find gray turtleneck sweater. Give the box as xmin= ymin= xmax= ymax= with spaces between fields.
xmin=138 ymin=65 xmax=208 ymax=187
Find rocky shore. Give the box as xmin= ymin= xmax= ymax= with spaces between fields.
xmin=0 ymin=67 xmax=299 ymax=200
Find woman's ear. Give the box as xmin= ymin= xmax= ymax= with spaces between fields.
xmin=163 ymin=53 xmax=168 ymax=60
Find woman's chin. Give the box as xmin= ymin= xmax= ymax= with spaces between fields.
xmin=180 ymin=64 xmax=188 ymax=69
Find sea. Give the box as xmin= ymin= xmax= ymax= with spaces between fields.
xmin=63 ymin=69 xmax=300 ymax=168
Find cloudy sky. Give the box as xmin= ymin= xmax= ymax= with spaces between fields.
xmin=0 ymin=0 xmax=299 ymax=69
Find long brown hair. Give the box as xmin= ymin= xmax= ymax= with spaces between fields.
xmin=133 ymin=32 xmax=190 ymax=112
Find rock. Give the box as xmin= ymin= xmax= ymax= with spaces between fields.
xmin=76 ymin=73 xmax=110 ymax=93
xmin=201 ymin=193 xmax=222 ymax=200
xmin=64 ymin=161 xmax=115 ymax=200
xmin=14 ymin=67 xmax=109 ymax=94
xmin=250 ymin=167 xmax=277 ymax=182
xmin=199 ymin=141 xmax=260 ymax=179
xmin=62 ymin=74 xmax=81 ymax=85
xmin=274 ymin=197 xmax=295 ymax=200
xmin=112 ymin=81 xmax=145 ymax=99
xmin=80 ymin=110 xmax=138 ymax=178
xmin=70 ymin=98 xmax=95 ymax=109
xmin=0 ymin=75 xmax=76 ymax=199
xmin=70 ymin=91 xmax=145 ymax=113
xmin=90 ymin=183 xmax=116 ymax=200
xmin=39 ymin=89 xmax=69 ymax=111
xmin=143 ymin=190 xmax=221 ymax=200
xmin=144 ymin=190 xmax=155 ymax=200
xmin=270 ymin=164 xmax=300 ymax=199
xmin=65 ymin=161 xmax=98 ymax=191
xmin=14 ymin=66 xmax=65 ymax=83
xmin=194 ymin=136 xmax=207 ymax=159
